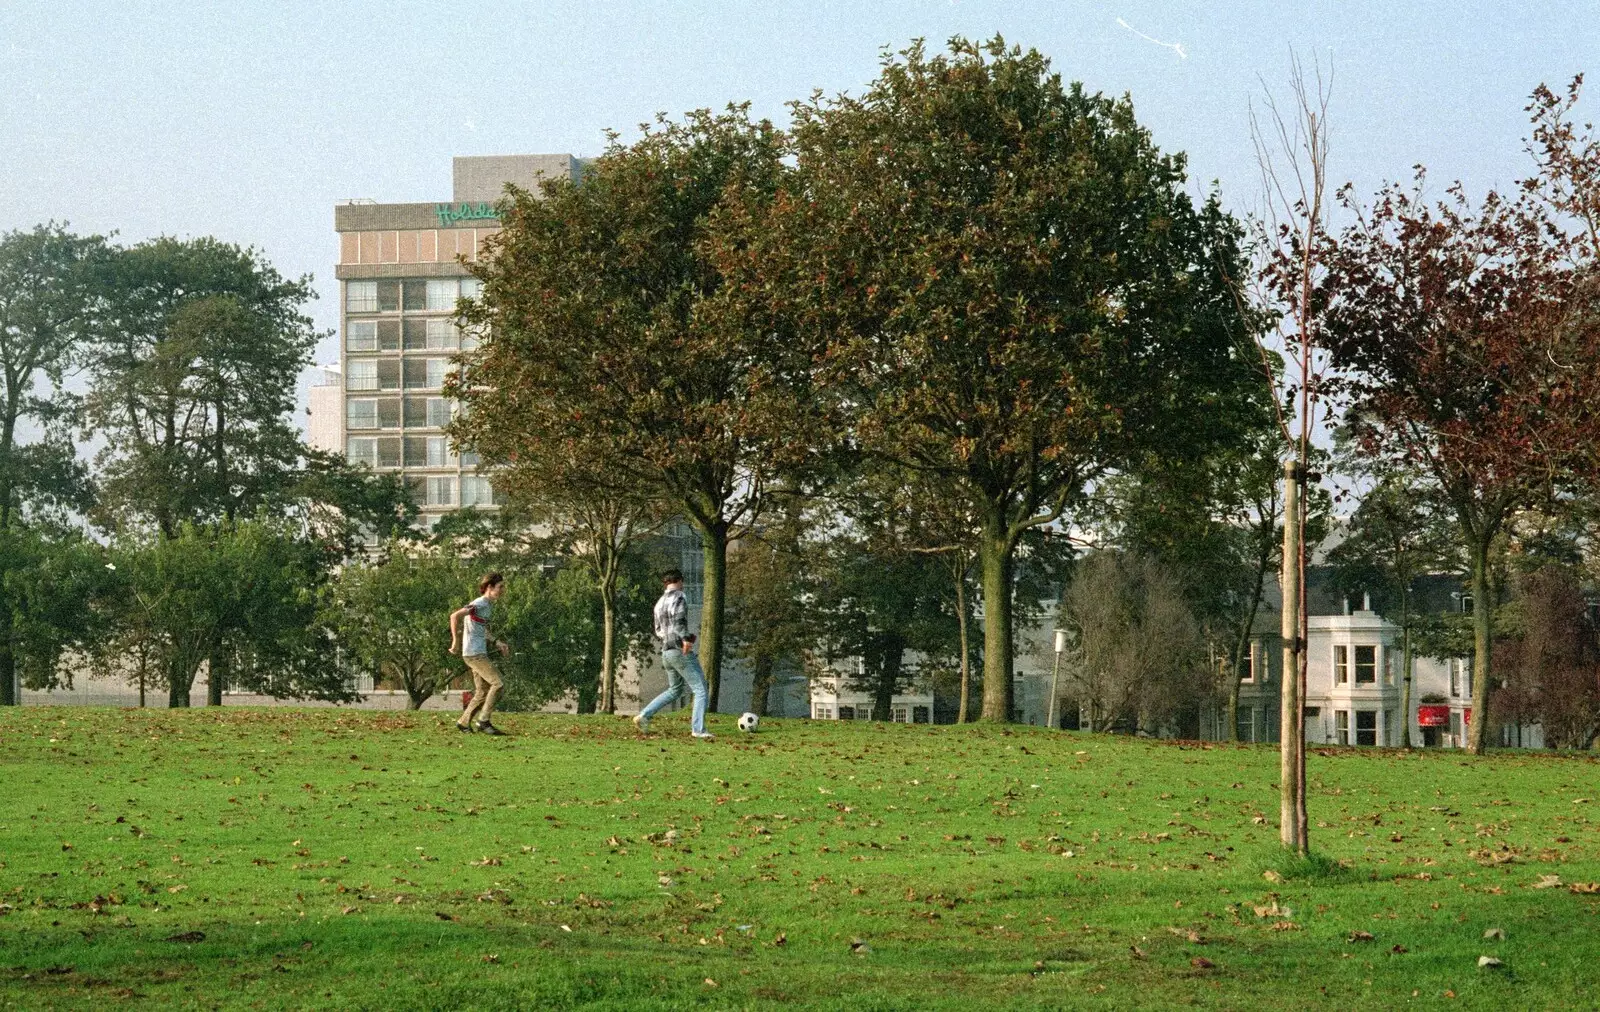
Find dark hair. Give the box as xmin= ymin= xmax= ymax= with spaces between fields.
xmin=479 ymin=572 xmax=504 ymax=594
xmin=662 ymin=569 xmax=684 ymax=586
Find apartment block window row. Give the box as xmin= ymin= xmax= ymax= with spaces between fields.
xmin=339 ymin=229 xmax=493 ymax=267
xmin=345 ymin=278 xmax=482 ymax=315
xmin=346 ymin=436 xmax=462 ymax=470
xmin=348 ymin=318 xmax=466 ymax=353
xmin=340 ymin=355 xmax=460 ymax=392
xmin=346 ymin=396 xmax=452 ymax=431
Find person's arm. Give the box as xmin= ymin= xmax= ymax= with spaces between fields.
xmin=448 ymin=605 xmax=473 ymax=654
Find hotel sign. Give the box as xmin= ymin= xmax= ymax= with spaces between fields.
xmin=435 ymin=202 xmax=500 ymax=227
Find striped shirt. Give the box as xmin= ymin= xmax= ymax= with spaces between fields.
xmin=653 ymin=587 xmax=689 ymax=650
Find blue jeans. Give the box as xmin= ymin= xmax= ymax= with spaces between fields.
xmin=640 ymin=648 xmax=708 ymax=734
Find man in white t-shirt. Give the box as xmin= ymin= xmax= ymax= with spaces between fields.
xmin=450 ymin=572 xmax=509 ymax=735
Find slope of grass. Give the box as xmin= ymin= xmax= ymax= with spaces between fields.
xmin=1 ymin=707 xmax=1597 ymax=1009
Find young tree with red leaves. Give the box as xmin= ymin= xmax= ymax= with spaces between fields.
xmin=1321 ymin=82 xmax=1600 ymax=752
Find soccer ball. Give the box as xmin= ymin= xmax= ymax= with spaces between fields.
xmin=737 ymin=712 xmax=759 ymax=733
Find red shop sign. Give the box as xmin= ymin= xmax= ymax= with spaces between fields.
xmin=1417 ymin=705 xmax=1450 ymax=727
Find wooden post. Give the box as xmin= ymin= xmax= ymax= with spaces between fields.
xmin=1279 ymin=460 xmax=1303 ymax=852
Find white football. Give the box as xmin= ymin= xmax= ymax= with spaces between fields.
xmin=737 ymin=712 xmax=759 ymax=733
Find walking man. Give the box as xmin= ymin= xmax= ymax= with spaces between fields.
xmin=634 ymin=570 xmax=713 ymax=739
xmin=451 ymin=572 xmax=509 ymax=735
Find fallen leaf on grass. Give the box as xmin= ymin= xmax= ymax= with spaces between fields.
xmin=165 ymin=931 xmax=205 ymax=943
xmin=1391 ymin=944 xmax=1409 ymax=954
xmin=704 ymin=978 xmax=717 ymax=987
xmin=1478 ymin=956 xmax=1504 ymax=969
xmin=341 ymin=905 xmax=358 ymax=915
xmin=1531 ymin=875 xmax=1562 ymax=889
xmin=1569 ymin=882 xmax=1600 ymax=894
xmin=1348 ymin=931 xmax=1375 ymax=943
xmin=559 ymin=924 xmax=572 ymax=932
xmin=772 ymin=932 xmax=786 ymax=947
xmin=1483 ymin=927 xmax=1505 ymax=940
xmin=850 ymin=938 xmax=871 ymax=954
xmin=1130 ymin=945 xmax=1147 ymax=960
xmin=1269 ymin=921 xmax=1300 ymax=932
xmin=1190 ymin=957 xmax=1215 ymax=969
xmin=1262 ymin=870 xmax=1283 ymax=883
xmin=434 ymin=912 xmax=455 ymax=921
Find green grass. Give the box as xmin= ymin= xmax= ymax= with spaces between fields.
xmin=2 ymin=708 xmax=1598 ymax=1010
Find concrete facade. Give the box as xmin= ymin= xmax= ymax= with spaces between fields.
xmin=332 ymin=155 xmax=577 ymax=530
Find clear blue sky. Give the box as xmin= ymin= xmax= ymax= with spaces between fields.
xmin=2 ymin=0 xmax=1595 ymax=418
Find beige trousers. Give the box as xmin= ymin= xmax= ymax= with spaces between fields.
xmin=459 ymin=655 xmax=503 ymax=726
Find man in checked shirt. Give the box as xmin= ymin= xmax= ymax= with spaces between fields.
xmin=634 ymin=570 xmax=713 ymax=739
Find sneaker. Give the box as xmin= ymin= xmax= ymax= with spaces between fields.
xmin=691 ymin=731 xmax=716 ymax=740
xmin=455 ymin=722 xmax=473 ymax=733
xmin=633 ymin=713 xmax=650 ymax=733
xmin=476 ymin=723 xmax=506 ymax=736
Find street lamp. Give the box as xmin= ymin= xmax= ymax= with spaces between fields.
xmin=1047 ymin=628 xmax=1069 ymax=730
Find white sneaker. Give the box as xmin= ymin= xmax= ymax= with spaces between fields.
xmin=633 ymin=713 xmax=650 ymax=733
xmin=691 ymin=731 xmax=715 ymax=740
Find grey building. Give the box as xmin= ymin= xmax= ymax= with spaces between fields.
xmin=328 ymin=155 xmax=580 ymax=529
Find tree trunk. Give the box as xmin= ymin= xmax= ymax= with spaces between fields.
xmin=168 ymin=666 xmax=193 ymax=708
xmin=749 ymin=653 xmax=774 ymax=718
xmin=695 ymin=522 xmax=729 ymax=712
xmin=1467 ymin=541 xmax=1493 ymax=754
xmin=1399 ymin=601 xmax=1414 ymax=749
xmin=873 ymin=632 xmax=905 ymax=721
xmin=0 ymin=607 xmax=15 ymax=706
xmin=405 ymin=689 xmax=425 ymax=711
xmin=977 ymin=518 xmax=1014 ymax=722
xmin=207 ymin=642 xmax=227 ymax=706
xmin=598 ymin=572 xmax=617 ymax=714
xmin=954 ymin=561 xmax=971 ymax=724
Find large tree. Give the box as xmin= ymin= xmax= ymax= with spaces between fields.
xmin=83 ymin=237 xmax=319 ymax=537
xmin=458 ymin=107 xmax=812 ymax=710
xmin=1321 ymin=171 xmax=1597 ymax=753
xmin=745 ymin=38 xmax=1265 ymax=720
xmin=0 ymin=224 xmax=106 ymax=704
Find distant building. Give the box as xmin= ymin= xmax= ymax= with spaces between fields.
xmin=332 ymin=155 xmax=581 ymax=530
xmin=305 ymin=365 xmax=343 ymax=454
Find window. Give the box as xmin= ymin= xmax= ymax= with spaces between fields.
xmin=856 ymin=707 xmax=874 ymax=721
xmin=912 ymin=705 xmax=930 ymax=724
xmin=346 ymin=281 xmax=377 ymax=312
xmin=346 ymin=399 xmax=377 ymax=429
xmin=424 ymin=476 xmax=456 ymax=506
xmin=890 ymin=704 xmax=910 ymax=723
xmin=346 ymin=360 xmax=378 ymax=391
xmin=462 ymin=476 xmax=494 ymax=506
xmin=838 ymin=705 xmax=855 ymax=721
xmin=1354 ymin=645 xmax=1377 ymax=684
xmin=426 ymin=358 xmax=451 ymax=388
xmin=403 ymin=359 xmax=430 ymax=389
xmin=375 ymin=437 xmax=401 ymax=468
xmin=426 ymin=279 xmax=459 ymax=311
xmin=402 ymin=318 xmax=428 ymax=349
xmin=346 ymin=437 xmax=378 ymax=467
xmin=1334 ymin=645 xmax=1349 ymax=685
xmin=1335 ymin=710 xmax=1350 ymax=746
xmin=426 ymin=397 xmax=452 ymax=427
xmin=425 ymin=318 xmax=458 ymax=349
xmin=812 ymin=703 xmax=834 ymax=720
xmin=376 ymin=281 xmax=400 ymax=312
xmin=1241 ymin=642 xmax=1255 ymax=683
xmin=404 ymin=435 xmax=452 ymax=468
xmin=460 ymin=277 xmax=482 ymax=300
xmin=376 ymin=319 xmax=401 ymax=350
xmin=460 ymin=449 xmax=481 ymax=467
xmin=376 ymin=398 xmax=401 ymax=429
xmin=347 ymin=319 xmax=378 ymax=351
xmin=1355 ymin=710 xmax=1377 ymax=746
xmin=402 ymin=280 xmax=428 ymax=311
xmin=1448 ymin=710 xmax=1463 ymax=746
xmin=1450 ymin=658 xmax=1473 ymax=698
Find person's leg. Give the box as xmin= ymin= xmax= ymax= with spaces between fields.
xmin=468 ymin=657 xmax=504 ymax=725
xmin=457 ymin=664 xmax=485 ymax=727
xmin=640 ymin=653 xmax=686 ymax=720
xmin=678 ymin=652 xmax=709 ymax=735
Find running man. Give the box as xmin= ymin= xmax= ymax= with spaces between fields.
xmin=451 ymin=572 xmax=509 ymax=735
xmin=634 ymin=570 xmax=713 ymax=739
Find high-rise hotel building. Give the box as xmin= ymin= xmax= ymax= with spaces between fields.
xmin=318 ymin=155 xmax=580 ymax=528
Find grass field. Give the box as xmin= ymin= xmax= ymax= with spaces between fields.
xmin=2 ymin=708 xmax=1598 ymax=1010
